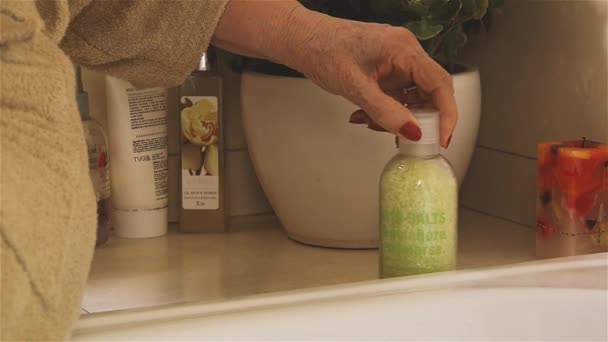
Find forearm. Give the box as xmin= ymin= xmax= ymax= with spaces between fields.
xmin=212 ymin=0 xmax=326 ymax=72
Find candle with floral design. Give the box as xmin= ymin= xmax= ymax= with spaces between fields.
xmin=537 ymin=139 xmax=608 ymax=258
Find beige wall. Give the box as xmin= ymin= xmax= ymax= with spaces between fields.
xmin=460 ymin=0 xmax=608 ymax=226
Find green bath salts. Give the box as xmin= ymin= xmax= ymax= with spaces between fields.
xmin=379 ymin=109 xmax=458 ymax=278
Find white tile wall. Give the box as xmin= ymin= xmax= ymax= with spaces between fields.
xmin=226 ymin=150 xmax=273 ymax=216
xmin=460 ymin=147 xmax=537 ymax=227
xmin=460 ymin=0 xmax=608 ymax=226
xmin=219 ymin=56 xmax=273 ymax=217
xmin=80 ymin=69 xmax=108 ymax=131
xmin=219 ymin=60 xmax=248 ymax=151
xmin=167 ymin=87 xmax=180 ymax=155
xmin=167 ymin=155 xmax=180 ymax=223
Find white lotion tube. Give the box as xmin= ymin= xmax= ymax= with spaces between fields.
xmin=106 ymin=76 xmax=169 ymax=238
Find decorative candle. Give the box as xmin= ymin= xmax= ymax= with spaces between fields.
xmin=537 ymin=139 xmax=608 ymax=258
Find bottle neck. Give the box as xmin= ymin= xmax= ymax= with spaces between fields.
xmin=197 ymin=53 xmax=211 ymax=71
xmin=399 ymin=143 xmax=440 ymax=158
xmin=75 ymin=67 xmax=90 ymax=120
xmin=194 ymin=51 xmax=216 ymax=72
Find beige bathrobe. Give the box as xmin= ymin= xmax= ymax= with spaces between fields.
xmin=0 ymin=1 xmax=227 ymax=340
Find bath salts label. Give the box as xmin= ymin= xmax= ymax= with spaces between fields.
xmin=180 ymin=96 xmax=219 ymax=210
xmin=381 ymin=208 xmax=457 ymax=276
xmin=379 ymin=156 xmax=458 ymax=278
xmin=126 ymin=87 xmax=168 ymax=201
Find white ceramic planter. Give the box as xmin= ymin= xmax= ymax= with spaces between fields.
xmin=242 ymin=66 xmax=481 ymax=248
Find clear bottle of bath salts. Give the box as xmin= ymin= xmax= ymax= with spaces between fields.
xmin=380 ymin=108 xmax=458 ymax=278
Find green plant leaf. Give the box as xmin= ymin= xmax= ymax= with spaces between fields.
xmin=420 ymin=35 xmax=440 ymax=56
xmin=445 ymin=25 xmax=468 ymax=48
xmin=405 ymin=0 xmax=433 ymax=17
xmin=460 ymin=0 xmax=474 ymax=17
xmin=404 ymin=19 xmax=444 ymax=40
xmin=431 ymin=0 xmax=451 ymax=7
xmin=475 ymin=0 xmax=489 ymax=18
xmin=462 ymin=0 xmax=489 ymax=19
xmin=429 ymin=0 xmax=462 ymax=21
xmin=442 ymin=24 xmax=468 ymax=71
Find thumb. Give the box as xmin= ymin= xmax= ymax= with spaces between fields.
xmin=351 ymin=81 xmax=422 ymax=142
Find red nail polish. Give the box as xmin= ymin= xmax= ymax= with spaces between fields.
xmin=349 ymin=112 xmax=368 ymax=124
xmin=447 ymin=134 xmax=453 ymax=147
xmin=399 ymin=122 xmax=422 ymax=141
xmin=349 ymin=116 xmax=367 ymax=124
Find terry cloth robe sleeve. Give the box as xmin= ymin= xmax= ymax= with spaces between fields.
xmin=1 ymin=0 xmax=226 ymax=340
xmin=61 ymin=0 xmax=228 ymax=88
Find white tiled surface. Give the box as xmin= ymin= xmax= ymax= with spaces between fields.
xmin=460 ymin=0 xmax=608 ymax=226
xmin=226 ymin=150 xmax=273 ymax=216
xmin=462 ymin=0 xmax=608 ymax=157
xmin=166 ymin=87 xmax=180 ymax=155
xmin=80 ymin=208 xmax=535 ymax=314
xmin=80 ymin=69 xmax=109 ymax=131
xmin=167 ymin=155 xmax=179 ymax=223
xmin=460 ymin=147 xmax=537 ymax=227
xmin=219 ymin=59 xmax=248 ymax=151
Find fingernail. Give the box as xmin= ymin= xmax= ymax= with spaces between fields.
xmin=349 ymin=113 xmax=367 ymax=124
xmin=367 ymin=122 xmax=387 ymax=132
xmin=446 ymin=134 xmax=453 ymax=148
xmin=399 ymin=122 xmax=422 ymax=141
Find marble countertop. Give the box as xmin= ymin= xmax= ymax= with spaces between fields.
xmin=81 ymin=208 xmax=535 ymax=314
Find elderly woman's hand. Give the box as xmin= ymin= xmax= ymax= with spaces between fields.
xmin=213 ymin=1 xmax=458 ymax=147
xmin=290 ymin=11 xmax=458 ymax=147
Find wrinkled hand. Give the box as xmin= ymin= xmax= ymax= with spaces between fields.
xmin=213 ymin=1 xmax=457 ymax=146
xmin=289 ymin=11 xmax=458 ymax=147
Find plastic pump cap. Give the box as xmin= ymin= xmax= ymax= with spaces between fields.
xmin=195 ymin=49 xmax=216 ymax=72
xmin=196 ymin=52 xmax=209 ymax=71
xmin=398 ymin=106 xmax=440 ymax=146
xmin=398 ymin=106 xmax=440 ymax=156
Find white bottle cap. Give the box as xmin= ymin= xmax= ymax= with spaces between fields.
xmin=399 ymin=106 xmax=440 ymax=155
xmin=113 ymin=206 xmax=168 ymax=238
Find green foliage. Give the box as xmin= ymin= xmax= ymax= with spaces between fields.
xmin=228 ymin=0 xmax=504 ymax=74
